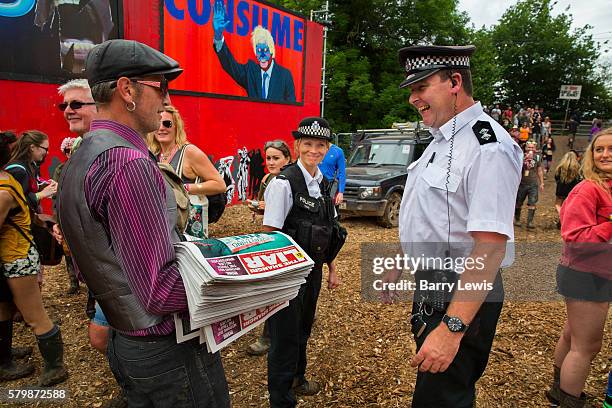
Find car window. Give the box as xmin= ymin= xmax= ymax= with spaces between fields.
xmin=348 ymin=143 xmax=412 ymax=166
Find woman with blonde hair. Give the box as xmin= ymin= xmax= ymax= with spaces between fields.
xmin=148 ymin=105 xmax=226 ymax=235
xmin=554 ymin=151 xmax=582 ymax=224
xmin=546 ymin=128 xmax=612 ymax=408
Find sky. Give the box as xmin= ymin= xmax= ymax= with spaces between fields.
xmin=458 ymin=0 xmax=612 ymax=61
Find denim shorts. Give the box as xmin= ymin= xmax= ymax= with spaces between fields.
xmin=91 ymin=302 xmax=109 ymax=327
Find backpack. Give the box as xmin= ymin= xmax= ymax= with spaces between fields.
xmin=157 ymin=162 xmax=190 ymax=233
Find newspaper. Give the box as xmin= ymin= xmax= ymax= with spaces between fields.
xmin=174 ymin=232 xmax=314 ymax=352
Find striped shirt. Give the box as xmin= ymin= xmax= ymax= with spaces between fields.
xmin=85 ymin=120 xmax=187 ymax=336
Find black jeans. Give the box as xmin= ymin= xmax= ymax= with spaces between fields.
xmin=411 ymin=273 xmax=504 ymax=408
xmin=107 ymin=330 xmax=230 ymax=408
xmin=267 ymin=263 xmax=323 ymax=408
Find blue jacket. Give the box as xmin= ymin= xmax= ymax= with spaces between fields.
xmin=318 ymin=144 xmax=346 ymax=193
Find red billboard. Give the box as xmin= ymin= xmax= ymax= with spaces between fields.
xmin=163 ymin=0 xmax=305 ymax=104
xmin=0 ymin=0 xmax=323 ymax=210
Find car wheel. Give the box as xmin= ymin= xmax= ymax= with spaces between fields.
xmin=377 ymin=192 xmax=401 ymax=228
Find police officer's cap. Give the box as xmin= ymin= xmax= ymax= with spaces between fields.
xmin=398 ymin=45 xmax=475 ymax=88
xmin=85 ymin=39 xmax=183 ymax=88
xmin=292 ymin=117 xmax=332 ymax=141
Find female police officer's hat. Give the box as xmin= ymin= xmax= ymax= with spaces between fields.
xmin=85 ymin=39 xmax=183 ymax=88
xmin=398 ymin=45 xmax=475 ymax=88
xmin=292 ymin=117 xmax=332 ymax=141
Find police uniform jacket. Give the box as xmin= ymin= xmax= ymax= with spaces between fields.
xmin=399 ymin=102 xmax=523 ymax=267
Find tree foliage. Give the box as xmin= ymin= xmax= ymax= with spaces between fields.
xmin=270 ymin=0 xmax=611 ymax=129
xmin=489 ymin=0 xmax=611 ymax=117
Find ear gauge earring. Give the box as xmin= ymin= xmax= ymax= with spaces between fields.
xmin=126 ymin=101 xmax=136 ymax=112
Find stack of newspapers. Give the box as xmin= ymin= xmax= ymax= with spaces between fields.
xmin=173 ymin=232 xmax=314 ymax=352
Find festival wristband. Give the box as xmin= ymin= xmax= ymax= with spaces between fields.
xmin=184 ymin=183 xmax=190 ymax=193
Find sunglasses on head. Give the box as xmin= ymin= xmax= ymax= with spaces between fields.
xmin=264 ymin=141 xmax=288 ymax=150
xmin=58 ymin=101 xmax=97 ymax=111
xmin=162 ymin=120 xmax=173 ymax=128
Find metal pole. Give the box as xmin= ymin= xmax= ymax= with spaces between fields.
xmin=320 ymin=0 xmax=329 ymax=117
xmin=562 ymin=99 xmax=570 ymax=134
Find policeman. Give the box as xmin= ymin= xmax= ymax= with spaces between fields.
xmin=393 ymin=45 xmax=522 ymax=407
xmin=263 ymin=117 xmax=340 ymax=408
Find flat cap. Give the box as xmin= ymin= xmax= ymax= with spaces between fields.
xmin=85 ymin=39 xmax=183 ymax=87
xmin=398 ymin=45 xmax=475 ymax=88
xmin=292 ymin=117 xmax=332 ymax=141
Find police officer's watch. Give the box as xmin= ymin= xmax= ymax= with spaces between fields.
xmin=442 ymin=314 xmax=469 ymax=333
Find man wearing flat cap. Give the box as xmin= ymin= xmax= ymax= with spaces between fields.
xmin=57 ymin=39 xmax=230 ymax=407
xmin=263 ymin=117 xmax=342 ymax=407
xmin=385 ymin=45 xmax=522 ymax=407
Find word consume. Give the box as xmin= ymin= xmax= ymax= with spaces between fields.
xmin=165 ymin=0 xmax=305 ymax=52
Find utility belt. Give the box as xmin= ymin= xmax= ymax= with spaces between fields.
xmin=414 ymin=269 xmax=504 ymax=313
xmin=414 ymin=269 xmax=458 ymax=313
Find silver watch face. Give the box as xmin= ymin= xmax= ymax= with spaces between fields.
xmin=447 ymin=317 xmax=464 ymax=332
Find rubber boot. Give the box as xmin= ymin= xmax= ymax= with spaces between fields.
xmin=66 ymin=256 xmax=79 ymax=295
xmin=514 ymin=207 xmax=522 ymax=227
xmin=0 ymin=320 xmax=34 ymax=381
xmin=545 ymin=365 xmax=561 ymax=406
xmin=527 ymin=208 xmax=536 ymax=229
xmin=36 ymin=325 xmax=68 ymax=386
xmin=559 ymin=389 xmax=592 ymax=408
xmin=12 ymin=346 xmax=33 ymax=359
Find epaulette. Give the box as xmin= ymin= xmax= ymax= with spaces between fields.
xmin=472 ymin=120 xmax=497 ymax=145
xmin=276 ymin=174 xmax=288 ymax=181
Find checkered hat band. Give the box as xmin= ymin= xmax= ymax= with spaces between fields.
xmin=406 ymin=55 xmax=470 ymax=73
xmin=297 ymin=125 xmax=331 ymax=137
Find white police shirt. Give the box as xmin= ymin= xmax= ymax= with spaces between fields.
xmin=263 ymin=159 xmax=325 ymax=229
xmin=399 ymin=102 xmax=523 ymax=267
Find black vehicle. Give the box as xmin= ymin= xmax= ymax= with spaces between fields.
xmin=339 ymin=125 xmax=432 ymax=228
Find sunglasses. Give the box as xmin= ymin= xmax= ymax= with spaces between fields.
xmin=110 ymin=77 xmax=169 ymax=97
xmin=162 ymin=120 xmax=173 ymax=128
xmin=264 ymin=141 xmax=289 ymax=150
xmin=58 ymin=101 xmax=97 ymax=111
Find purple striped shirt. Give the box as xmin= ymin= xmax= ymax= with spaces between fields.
xmin=85 ymin=120 xmax=187 ymax=336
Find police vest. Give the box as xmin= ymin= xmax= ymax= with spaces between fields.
xmin=277 ymin=163 xmax=334 ymax=264
xmin=57 ymin=129 xmax=180 ymax=332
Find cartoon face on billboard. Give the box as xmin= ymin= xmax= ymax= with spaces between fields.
xmin=0 ymin=0 xmax=121 ymax=78
xmin=163 ymin=0 xmax=306 ymax=104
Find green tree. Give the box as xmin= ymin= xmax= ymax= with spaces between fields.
xmin=274 ymin=0 xmax=471 ymax=131
xmin=491 ymin=0 xmax=611 ymax=117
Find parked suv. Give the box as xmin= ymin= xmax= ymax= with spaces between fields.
xmin=339 ymin=125 xmax=432 ymax=227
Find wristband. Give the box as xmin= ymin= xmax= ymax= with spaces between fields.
xmin=184 ymin=183 xmax=190 ymax=193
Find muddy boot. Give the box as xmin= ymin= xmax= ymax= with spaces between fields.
xmin=545 ymin=365 xmax=561 ymax=406
xmin=292 ymin=378 xmax=321 ymax=396
xmin=0 ymin=320 xmax=34 ymax=381
xmin=36 ymin=325 xmax=68 ymax=387
xmin=559 ymin=389 xmax=593 ymax=408
xmin=66 ymin=257 xmax=79 ymax=295
xmin=514 ymin=207 xmax=522 ymax=227
xmin=527 ymin=208 xmax=536 ymax=229
xmin=12 ymin=346 xmax=33 ymax=359
xmin=246 ymin=335 xmax=270 ymax=356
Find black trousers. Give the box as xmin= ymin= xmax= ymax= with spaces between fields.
xmin=267 ymin=263 xmax=323 ymax=408
xmin=411 ymin=273 xmax=504 ymax=408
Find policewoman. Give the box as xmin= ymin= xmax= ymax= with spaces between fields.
xmin=263 ymin=117 xmax=340 ymax=408
xmin=394 ymin=45 xmax=522 ymax=407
